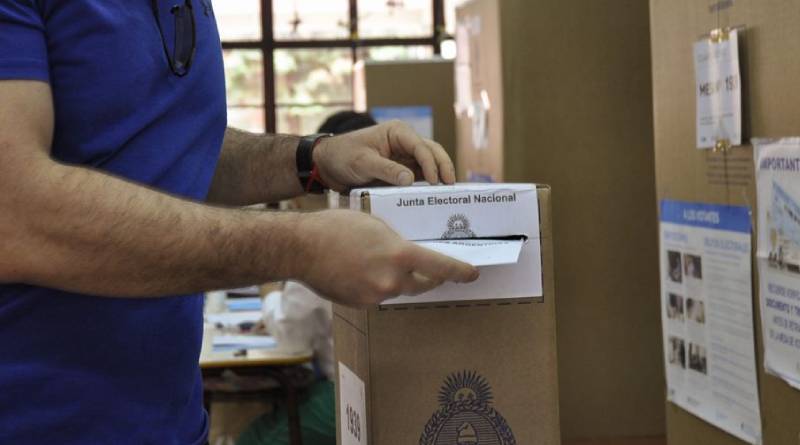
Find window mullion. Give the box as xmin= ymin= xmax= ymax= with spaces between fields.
xmin=262 ymin=0 xmax=276 ymax=133
xmin=350 ymin=0 xmax=358 ymax=40
xmin=433 ymin=0 xmax=444 ymax=54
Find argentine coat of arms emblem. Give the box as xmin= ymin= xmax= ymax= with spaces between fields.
xmin=419 ymin=371 xmax=516 ymax=445
xmin=442 ymin=214 xmax=477 ymax=239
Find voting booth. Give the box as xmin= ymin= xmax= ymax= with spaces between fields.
xmin=651 ymin=0 xmax=800 ymax=444
xmin=359 ymin=59 xmax=457 ymax=165
xmin=333 ymin=184 xmax=560 ymax=445
xmin=454 ymin=0 xmax=663 ymax=440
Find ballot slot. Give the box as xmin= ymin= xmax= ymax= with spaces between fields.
xmin=414 ymin=235 xmax=528 ymax=267
xmin=348 ymin=183 xmax=544 ymax=305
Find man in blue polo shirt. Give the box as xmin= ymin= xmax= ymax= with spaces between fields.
xmin=0 ymin=2 xmax=478 ymax=444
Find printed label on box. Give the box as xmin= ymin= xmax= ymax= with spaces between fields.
xmin=350 ymin=184 xmax=543 ymax=305
xmin=339 ymin=362 xmax=367 ymax=445
xmin=352 ymin=184 xmax=538 ymax=242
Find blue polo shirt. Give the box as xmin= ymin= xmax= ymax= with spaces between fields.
xmin=0 ymin=1 xmax=226 ymax=444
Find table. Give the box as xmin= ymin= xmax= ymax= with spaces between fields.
xmin=200 ymin=327 xmax=314 ymax=445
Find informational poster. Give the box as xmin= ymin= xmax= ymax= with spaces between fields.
xmin=470 ymin=93 xmax=490 ymax=150
xmin=694 ymin=28 xmax=742 ymax=149
xmin=454 ymin=22 xmax=474 ymax=114
xmin=660 ymin=200 xmax=762 ymax=444
xmin=754 ymin=138 xmax=800 ymax=390
xmin=371 ymin=106 xmax=434 ymax=140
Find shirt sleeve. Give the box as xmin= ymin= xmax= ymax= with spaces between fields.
xmin=0 ymin=0 xmax=49 ymax=82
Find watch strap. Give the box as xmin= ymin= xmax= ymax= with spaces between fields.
xmin=296 ymin=133 xmax=331 ymax=194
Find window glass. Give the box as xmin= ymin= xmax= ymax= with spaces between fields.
xmin=358 ymin=45 xmax=434 ymax=62
xmin=274 ymin=48 xmax=353 ymax=105
xmin=228 ymin=108 xmax=266 ymax=133
xmin=357 ymin=0 xmax=433 ymax=38
xmin=273 ymin=0 xmax=350 ymax=41
xmin=213 ymin=0 xmax=261 ymax=41
xmin=276 ymin=105 xmax=353 ymax=135
xmin=216 ymin=1 xmax=446 ymax=134
xmin=224 ymin=50 xmax=265 ymax=132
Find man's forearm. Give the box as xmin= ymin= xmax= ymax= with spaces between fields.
xmin=1 ymin=158 xmax=308 ymax=297
xmin=207 ymin=128 xmax=304 ymax=206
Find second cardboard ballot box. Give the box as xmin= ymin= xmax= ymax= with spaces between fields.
xmin=334 ymin=184 xmax=560 ymax=445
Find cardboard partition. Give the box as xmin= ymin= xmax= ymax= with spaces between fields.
xmin=454 ymin=0 xmax=663 ymax=439
xmin=650 ymin=0 xmax=800 ymax=444
xmin=334 ymin=185 xmax=560 ymax=445
xmin=361 ymin=59 xmax=457 ymax=164
xmin=454 ymin=0 xmax=504 ymax=183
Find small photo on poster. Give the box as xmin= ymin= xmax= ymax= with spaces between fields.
xmin=667 ymin=293 xmax=685 ymax=322
xmin=687 ymin=298 xmax=706 ymax=324
xmin=689 ymin=343 xmax=708 ymax=375
xmin=683 ymin=254 xmax=703 ymax=280
xmin=766 ymin=180 xmax=800 ymax=275
xmin=668 ymin=250 xmax=683 ymax=283
xmin=668 ymin=336 xmax=686 ymax=369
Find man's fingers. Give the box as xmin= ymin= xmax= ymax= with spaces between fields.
xmin=358 ymin=152 xmax=415 ymax=186
xmin=387 ymin=121 xmax=440 ymax=184
xmin=424 ymin=138 xmax=456 ymax=184
xmin=413 ymin=142 xmax=440 ymax=185
xmin=405 ymin=244 xmax=480 ymax=284
xmin=400 ymin=271 xmax=442 ymax=296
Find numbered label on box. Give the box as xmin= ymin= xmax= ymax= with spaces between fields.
xmin=339 ymin=362 xmax=367 ymax=445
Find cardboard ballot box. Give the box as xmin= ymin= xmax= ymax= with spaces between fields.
xmin=334 ymin=184 xmax=559 ymax=445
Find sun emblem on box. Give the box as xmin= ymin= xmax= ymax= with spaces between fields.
xmin=443 ymin=214 xmax=476 ymax=239
xmin=419 ymin=371 xmax=516 ymax=445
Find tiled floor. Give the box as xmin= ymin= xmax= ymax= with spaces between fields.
xmin=565 ymin=438 xmax=666 ymax=445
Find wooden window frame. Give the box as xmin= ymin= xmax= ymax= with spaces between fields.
xmin=221 ymin=0 xmax=447 ymax=133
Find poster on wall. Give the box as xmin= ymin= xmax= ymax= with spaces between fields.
xmin=371 ymin=106 xmax=434 ymax=140
xmin=754 ymin=138 xmax=800 ymax=391
xmin=694 ymin=28 xmax=742 ymax=149
xmin=659 ymin=200 xmax=762 ymax=444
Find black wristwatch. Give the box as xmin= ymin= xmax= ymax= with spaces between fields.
xmin=296 ymin=133 xmax=332 ymax=194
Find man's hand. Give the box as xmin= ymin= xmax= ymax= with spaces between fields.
xmin=313 ymin=120 xmax=456 ymax=192
xmin=294 ymin=210 xmax=479 ymax=307
xmin=1 ymin=80 xmax=472 ymax=303
xmin=210 ymin=121 xmax=455 ymax=206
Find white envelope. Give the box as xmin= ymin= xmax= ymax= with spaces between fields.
xmin=415 ymin=239 xmax=525 ymax=267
